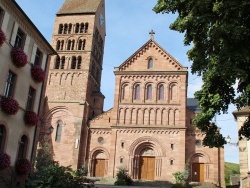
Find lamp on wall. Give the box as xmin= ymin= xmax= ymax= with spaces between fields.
xmin=226 ymin=135 xmax=238 ymax=146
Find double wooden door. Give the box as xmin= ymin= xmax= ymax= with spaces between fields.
xmin=93 ymin=159 xmax=105 ymax=177
xmin=139 ymin=156 xmax=155 ymax=180
xmin=191 ymin=163 xmax=204 ymax=182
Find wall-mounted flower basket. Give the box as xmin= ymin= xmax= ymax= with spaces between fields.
xmin=0 ymin=28 xmax=6 ymax=47
xmin=0 ymin=152 xmax=11 ymax=170
xmin=0 ymin=97 xmax=19 ymax=115
xmin=15 ymin=158 xmax=32 ymax=175
xmin=31 ymin=66 xmax=45 ymax=83
xmin=11 ymin=47 xmax=28 ymax=68
xmin=24 ymin=111 xmax=39 ymax=126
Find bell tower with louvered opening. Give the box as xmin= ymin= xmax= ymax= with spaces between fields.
xmin=42 ymin=0 xmax=106 ymax=169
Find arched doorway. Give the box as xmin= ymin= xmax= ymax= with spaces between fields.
xmin=129 ymin=136 xmax=165 ymax=180
xmin=93 ymin=152 xmax=106 ymax=177
xmin=139 ymin=148 xmax=155 ymax=180
xmin=189 ymin=152 xmax=210 ymax=182
xmin=89 ymin=148 xmax=110 ymax=177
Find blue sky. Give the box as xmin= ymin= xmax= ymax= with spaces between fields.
xmin=16 ymin=0 xmax=239 ymax=163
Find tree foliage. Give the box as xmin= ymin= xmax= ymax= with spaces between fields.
xmin=154 ymin=0 xmax=250 ymax=147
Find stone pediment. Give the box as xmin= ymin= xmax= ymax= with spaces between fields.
xmin=117 ymin=39 xmax=186 ymax=72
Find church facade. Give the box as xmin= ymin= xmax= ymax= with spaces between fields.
xmin=41 ymin=0 xmax=225 ymax=186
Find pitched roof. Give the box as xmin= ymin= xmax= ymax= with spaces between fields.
xmin=57 ymin=0 xmax=101 ymax=15
xmin=187 ymin=98 xmax=200 ymax=112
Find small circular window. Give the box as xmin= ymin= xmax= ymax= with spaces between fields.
xmin=98 ymin=137 xmax=104 ymax=144
xmin=196 ymin=140 xmax=202 ymax=147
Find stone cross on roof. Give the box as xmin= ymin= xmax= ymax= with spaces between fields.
xmin=149 ymin=30 xmax=155 ymax=40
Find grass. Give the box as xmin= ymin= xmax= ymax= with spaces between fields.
xmin=225 ymin=162 xmax=240 ymax=185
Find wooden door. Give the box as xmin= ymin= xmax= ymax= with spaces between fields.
xmin=139 ymin=157 xmax=155 ymax=180
xmin=191 ymin=163 xmax=204 ymax=182
xmin=93 ymin=159 xmax=105 ymax=177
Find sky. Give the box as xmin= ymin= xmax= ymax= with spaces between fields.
xmin=16 ymin=0 xmax=239 ymax=163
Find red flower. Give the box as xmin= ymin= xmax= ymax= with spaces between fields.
xmin=31 ymin=66 xmax=45 ymax=83
xmin=15 ymin=159 xmax=32 ymax=175
xmin=11 ymin=47 xmax=28 ymax=68
xmin=0 ymin=28 xmax=6 ymax=47
xmin=0 ymin=97 xmax=19 ymax=115
xmin=24 ymin=111 xmax=39 ymax=126
xmin=0 ymin=152 xmax=11 ymax=170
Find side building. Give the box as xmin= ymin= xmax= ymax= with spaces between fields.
xmin=0 ymin=0 xmax=56 ymax=186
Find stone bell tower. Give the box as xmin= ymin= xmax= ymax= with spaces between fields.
xmin=42 ymin=0 xmax=106 ymax=169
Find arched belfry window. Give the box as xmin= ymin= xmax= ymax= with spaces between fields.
xmin=54 ymin=56 xmax=60 ymax=69
xmin=55 ymin=121 xmax=63 ymax=142
xmin=58 ymin=24 xmax=63 ymax=34
xmin=75 ymin=23 xmax=79 ymax=33
xmin=146 ymin=84 xmax=152 ymax=100
xmin=158 ymin=84 xmax=164 ymax=100
xmin=18 ymin=135 xmax=28 ymax=159
xmin=67 ymin=40 xmax=72 ymax=50
xmin=148 ymin=58 xmax=153 ymax=69
xmin=63 ymin=24 xmax=68 ymax=34
xmin=68 ymin=24 xmax=72 ymax=34
xmin=80 ymin=23 xmax=84 ymax=33
xmin=77 ymin=56 xmax=82 ymax=69
xmin=56 ymin=40 xmax=60 ymax=50
xmin=0 ymin=124 xmax=6 ymax=152
xmin=61 ymin=56 xmax=65 ymax=69
xmin=85 ymin=23 xmax=89 ymax=33
xmin=134 ymin=84 xmax=140 ymax=100
xmin=71 ymin=56 xmax=76 ymax=69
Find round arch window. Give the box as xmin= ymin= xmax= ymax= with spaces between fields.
xmin=98 ymin=137 xmax=104 ymax=144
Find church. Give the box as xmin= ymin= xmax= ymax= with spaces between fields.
xmin=41 ymin=0 xmax=225 ymax=186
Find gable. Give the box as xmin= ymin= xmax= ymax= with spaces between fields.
xmin=118 ymin=39 xmax=186 ymax=72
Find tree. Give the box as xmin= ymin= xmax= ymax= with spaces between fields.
xmin=154 ymin=0 xmax=250 ymax=147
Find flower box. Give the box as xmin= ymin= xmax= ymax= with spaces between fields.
xmin=0 ymin=97 xmax=19 ymax=115
xmin=24 ymin=111 xmax=39 ymax=126
xmin=0 ymin=28 xmax=6 ymax=47
xmin=15 ymin=159 xmax=32 ymax=175
xmin=31 ymin=66 xmax=45 ymax=83
xmin=11 ymin=47 xmax=28 ymax=68
xmin=0 ymin=152 xmax=11 ymax=170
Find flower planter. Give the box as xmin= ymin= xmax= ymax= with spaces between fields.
xmin=24 ymin=111 xmax=39 ymax=126
xmin=11 ymin=47 xmax=28 ymax=68
xmin=0 ymin=97 xmax=19 ymax=115
xmin=31 ymin=66 xmax=45 ymax=83
xmin=0 ymin=28 xmax=6 ymax=47
xmin=15 ymin=159 xmax=32 ymax=175
xmin=0 ymin=152 xmax=11 ymax=170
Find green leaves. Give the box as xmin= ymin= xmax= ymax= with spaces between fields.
xmin=154 ymin=0 xmax=250 ymax=147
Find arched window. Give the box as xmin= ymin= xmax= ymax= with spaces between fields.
xmin=58 ymin=24 xmax=63 ymax=34
xmin=0 ymin=125 xmax=6 ymax=152
xmin=134 ymin=84 xmax=140 ymax=100
xmin=78 ymin=39 xmax=82 ymax=50
xmin=82 ymin=39 xmax=86 ymax=50
xmin=146 ymin=84 xmax=152 ymax=100
xmin=85 ymin=23 xmax=89 ymax=33
xmin=71 ymin=56 xmax=76 ymax=69
xmin=56 ymin=40 xmax=60 ymax=50
xmin=148 ymin=58 xmax=153 ymax=69
xmin=75 ymin=23 xmax=79 ymax=33
xmin=54 ymin=56 xmax=60 ymax=69
xmin=55 ymin=121 xmax=63 ymax=142
xmin=18 ymin=135 xmax=28 ymax=159
xmin=61 ymin=56 xmax=65 ymax=69
xmin=71 ymin=40 xmax=75 ymax=50
xmin=67 ymin=40 xmax=71 ymax=50
xmin=60 ymin=40 xmax=64 ymax=50
xmin=158 ymin=84 xmax=164 ymax=100
xmin=63 ymin=24 xmax=68 ymax=34
xmin=80 ymin=23 xmax=84 ymax=33
xmin=68 ymin=24 xmax=72 ymax=34
xmin=77 ymin=56 xmax=82 ymax=69
xmin=122 ymin=84 xmax=129 ymax=100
